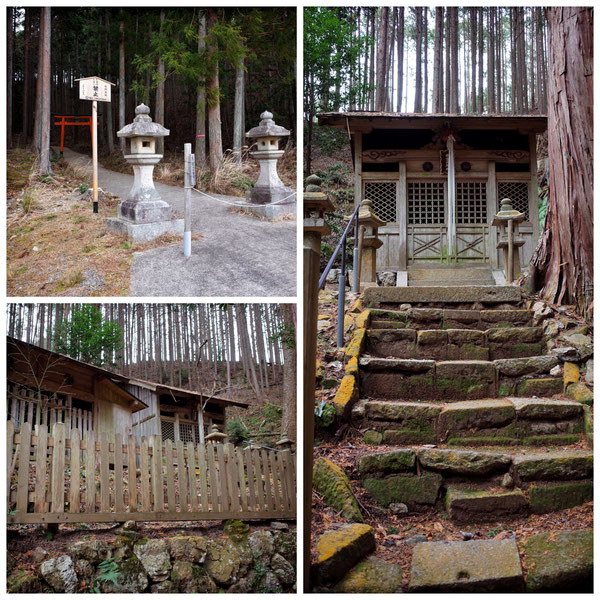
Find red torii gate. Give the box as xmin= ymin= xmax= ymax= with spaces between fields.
xmin=53 ymin=114 xmax=100 ymax=156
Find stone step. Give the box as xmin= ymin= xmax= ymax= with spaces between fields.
xmin=358 ymin=356 xmax=562 ymax=401
xmin=366 ymin=327 xmax=544 ymax=361
xmin=369 ymin=308 xmax=534 ymax=330
xmin=407 ymin=264 xmax=495 ymax=281
xmin=364 ymin=285 xmax=523 ymax=308
xmin=408 ymin=538 xmax=524 ymax=592
xmin=357 ymin=447 xmax=593 ymax=518
xmin=409 ymin=278 xmax=496 ymax=287
xmin=446 ymin=487 xmax=529 ymax=522
xmin=353 ymin=397 xmax=585 ymax=446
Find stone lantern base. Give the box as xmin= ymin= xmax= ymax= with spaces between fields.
xmin=106 ymin=216 xmax=184 ymax=243
xmin=241 ymin=189 xmax=296 ymax=220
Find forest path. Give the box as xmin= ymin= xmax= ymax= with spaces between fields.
xmin=61 ymin=147 xmax=296 ymax=297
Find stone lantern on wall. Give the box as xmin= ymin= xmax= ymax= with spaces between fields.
xmin=357 ymin=198 xmax=386 ymax=288
xmin=493 ymin=198 xmax=525 ymax=283
xmin=106 ymin=104 xmax=183 ymax=242
xmin=244 ymin=111 xmax=296 ymax=219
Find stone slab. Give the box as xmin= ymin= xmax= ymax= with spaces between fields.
xmin=106 ymin=217 xmax=184 ymax=243
xmin=364 ymin=286 xmax=522 ymax=307
xmin=238 ymin=201 xmax=296 ymax=220
xmin=512 ymin=451 xmax=593 ymax=482
xmin=408 ymin=538 xmax=524 ymax=592
xmin=362 ymin=473 xmax=442 ymax=508
xmin=316 ymin=524 xmax=375 ymax=583
xmin=494 ymin=355 xmax=559 ymax=376
xmin=529 ymin=481 xmax=593 ymax=513
xmin=334 ymin=557 xmax=403 ymax=593
xmin=508 ymin=397 xmax=583 ymax=420
xmin=436 ymin=360 xmax=496 ymax=399
xmin=523 ymin=530 xmax=593 ymax=592
xmin=418 ymin=448 xmax=511 ymax=476
xmin=446 ymin=488 xmax=528 ymax=522
xmin=361 ymin=400 xmax=442 ymax=422
xmin=359 ymin=449 xmax=416 ymax=475
xmin=437 ymin=399 xmax=515 ymax=439
xmin=313 ymin=457 xmax=363 ymax=522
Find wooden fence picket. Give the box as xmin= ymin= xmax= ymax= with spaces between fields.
xmin=6 ymin=423 xmax=295 ymax=524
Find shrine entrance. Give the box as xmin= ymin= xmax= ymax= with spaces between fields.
xmin=319 ymin=113 xmax=546 ymax=284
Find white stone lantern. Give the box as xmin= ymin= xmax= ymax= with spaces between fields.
xmin=245 ymin=111 xmax=296 ymax=215
xmin=106 ymin=104 xmax=183 ymax=242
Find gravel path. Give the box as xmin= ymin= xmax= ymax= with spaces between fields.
xmin=62 ymin=147 xmax=296 ymax=297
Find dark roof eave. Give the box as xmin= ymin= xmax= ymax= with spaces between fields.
xmin=317 ymin=112 xmax=548 ymax=133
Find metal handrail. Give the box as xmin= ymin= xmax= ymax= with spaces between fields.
xmin=318 ymin=201 xmax=362 ymax=347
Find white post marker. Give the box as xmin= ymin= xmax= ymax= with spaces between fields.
xmin=75 ymin=76 xmax=114 ymax=213
xmin=183 ymin=143 xmax=195 ymax=257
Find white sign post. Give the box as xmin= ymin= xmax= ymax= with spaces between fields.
xmin=76 ymin=76 xmax=114 ymax=213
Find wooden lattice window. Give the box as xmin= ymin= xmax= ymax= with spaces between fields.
xmin=498 ymin=181 xmax=529 ymax=219
xmin=161 ymin=419 xmax=175 ymax=442
xmin=364 ymin=181 xmax=396 ymax=223
xmin=408 ymin=181 xmax=445 ymax=225
xmin=179 ymin=422 xmax=200 ymax=444
xmin=456 ymin=182 xmax=487 ymax=224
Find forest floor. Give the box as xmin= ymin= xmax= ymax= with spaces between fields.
xmin=311 ymin=291 xmax=593 ymax=592
xmin=6 ymin=148 xmax=185 ymax=296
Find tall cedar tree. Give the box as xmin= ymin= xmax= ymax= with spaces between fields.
xmin=531 ymin=7 xmax=593 ymax=316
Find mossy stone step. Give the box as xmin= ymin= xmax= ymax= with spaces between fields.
xmin=522 ymin=530 xmax=593 ymax=592
xmin=364 ymin=285 xmax=523 ymax=306
xmin=418 ymin=448 xmax=511 ymax=476
xmin=316 ymin=524 xmax=375 ymax=584
xmin=408 ymin=538 xmax=524 ymax=592
xmin=512 ymin=450 xmax=593 ymax=482
xmin=446 ymin=487 xmax=529 ymax=522
xmin=334 ymin=557 xmax=404 ymax=593
xmin=529 ymin=481 xmax=593 ymax=513
xmin=362 ymin=472 xmax=442 ymax=509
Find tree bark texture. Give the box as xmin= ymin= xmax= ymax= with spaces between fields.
xmin=531 ymin=7 xmax=593 ymax=315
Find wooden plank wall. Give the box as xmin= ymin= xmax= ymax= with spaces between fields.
xmin=6 ymin=421 xmax=296 ymax=524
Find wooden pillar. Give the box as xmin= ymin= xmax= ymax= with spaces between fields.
xmin=447 ymin=135 xmax=456 ymax=260
xmin=353 ymin=132 xmax=362 ymax=207
xmin=487 ymin=160 xmax=498 ymax=269
xmin=303 ymin=177 xmax=333 ymax=592
xmin=528 ymin=133 xmax=539 ymax=242
xmin=197 ymin=405 xmax=205 ymax=443
xmin=397 ymin=161 xmax=407 ymax=272
xmin=174 ymin=413 xmax=180 ymax=442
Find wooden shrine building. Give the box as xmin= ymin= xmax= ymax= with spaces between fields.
xmin=7 ymin=336 xmax=248 ymax=443
xmin=317 ymin=113 xmax=547 ymax=284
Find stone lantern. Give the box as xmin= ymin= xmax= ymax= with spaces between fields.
xmin=493 ymin=198 xmax=525 ymax=283
xmin=357 ymin=198 xmax=386 ymax=288
xmin=244 ymin=111 xmax=295 ymax=219
xmin=106 ymin=104 xmax=183 ymax=242
xmin=275 ymin=437 xmax=294 ymax=452
xmin=205 ymin=424 xmax=227 ymax=445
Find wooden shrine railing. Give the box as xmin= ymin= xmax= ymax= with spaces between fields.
xmin=7 ymin=422 xmax=296 ymax=524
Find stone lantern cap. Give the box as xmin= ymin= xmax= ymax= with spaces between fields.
xmin=246 ymin=111 xmax=290 ymax=140
xmin=492 ymin=198 xmax=525 ymax=226
xmin=117 ymin=104 xmax=170 ymax=138
xmin=358 ymin=198 xmax=386 ymax=228
xmin=205 ymin=424 xmax=228 ymax=444
xmin=275 ymin=437 xmax=294 ymax=450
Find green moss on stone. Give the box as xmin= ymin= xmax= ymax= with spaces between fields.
xmin=448 ymin=436 xmax=519 ymax=447
xmin=523 ymin=530 xmax=593 ymax=592
xmin=517 ymin=378 xmax=563 ymax=397
xmin=224 ymin=519 xmax=250 ymax=542
xmin=362 ymin=473 xmax=442 ymax=508
xmin=529 ymin=481 xmax=593 ymax=514
xmin=498 ymin=382 xmax=514 ymax=397
xmin=522 ymin=435 xmax=580 ymax=446
xmin=363 ymin=430 xmax=383 ymax=445
xmin=313 ymin=457 xmax=363 ymax=522
xmin=359 ymin=449 xmax=416 ymax=474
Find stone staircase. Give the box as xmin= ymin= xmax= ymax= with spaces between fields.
xmin=341 ymin=285 xmax=592 ymax=523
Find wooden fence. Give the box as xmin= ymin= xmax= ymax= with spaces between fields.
xmin=7 ymin=421 xmax=295 ymax=524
